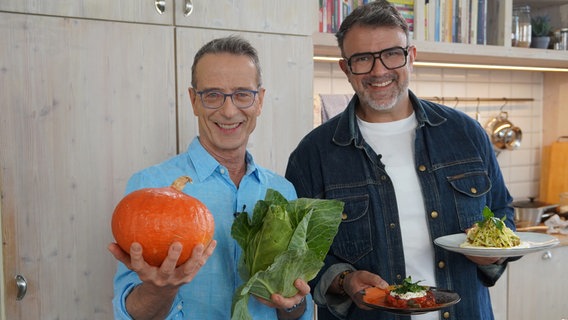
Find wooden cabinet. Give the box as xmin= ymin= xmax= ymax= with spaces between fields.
xmin=0 ymin=12 xmax=177 ymax=319
xmin=507 ymin=246 xmax=568 ymax=319
xmin=0 ymin=2 xmax=314 ymax=319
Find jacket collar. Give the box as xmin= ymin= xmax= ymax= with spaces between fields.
xmin=332 ymin=90 xmax=447 ymax=147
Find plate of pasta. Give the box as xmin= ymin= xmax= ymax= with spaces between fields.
xmin=435 ymin=206 xmax=559 ymax=257
xmin=434 ymin=232 xmax=559 ymax=257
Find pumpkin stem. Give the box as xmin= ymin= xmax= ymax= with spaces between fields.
xmin=172 ymin=176 xmax=193 ymax=191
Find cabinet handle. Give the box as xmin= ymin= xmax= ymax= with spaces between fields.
xmin=541 ymin=250 xmax=552 ymax=260
xmin=184 ymin=0 xmax=193 ymax=16
xmin=154 ymin=0 xmax=166 ymax=14
xmin=15 ymin=275 xmax=27 ymax=301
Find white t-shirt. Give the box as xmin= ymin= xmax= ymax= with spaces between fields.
xmin=358 ymin=113 xmax=437 ymax=320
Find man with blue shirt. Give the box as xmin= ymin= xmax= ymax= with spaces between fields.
xmin=108 ymin=36 xmax=312 ymax=320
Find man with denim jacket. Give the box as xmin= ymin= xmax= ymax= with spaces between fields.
xmin=285 ymin=1 xmax=515 ymax=319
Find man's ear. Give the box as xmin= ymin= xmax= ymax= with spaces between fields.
xmin=339 ymin=59 xmax=349 ymax=76
xmin=188 ymin=87 xmax=199 ymax=116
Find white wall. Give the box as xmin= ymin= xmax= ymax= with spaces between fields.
xmin=313 ymin=62 xmax=544 ymax=202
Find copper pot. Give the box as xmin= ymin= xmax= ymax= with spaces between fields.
xmin=485 ymin=111 xmax=522 ymax=151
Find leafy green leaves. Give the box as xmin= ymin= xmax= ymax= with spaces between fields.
xmin=230 ymin=189 xmax=344 ymax=319
xmin=478 ymin=206 xmax=506 ymax=231
xmin=392 ymin=277 xmax=426 ymax=294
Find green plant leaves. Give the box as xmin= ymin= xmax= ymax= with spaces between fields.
xmin=230 ymin=189 xmax=344 ymax=319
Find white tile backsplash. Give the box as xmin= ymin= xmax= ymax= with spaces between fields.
xmin=314 ymin=62 xmax=544 ymax=201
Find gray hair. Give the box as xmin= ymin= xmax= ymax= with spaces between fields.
xmin=336 ymin=0 xmax=409 ymax=56
xmin=191 ymin=35 xmax=262 ymax=88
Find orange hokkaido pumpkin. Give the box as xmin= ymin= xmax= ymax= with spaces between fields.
xmin=111 ymin=176 xmax=215 ymax=267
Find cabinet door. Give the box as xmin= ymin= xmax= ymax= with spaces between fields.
xmin=507 ymin=247 xmax=568 ymax=319
xmin=173 ymin=0 xmax=316 ymax=36
xmin=175 ymin=28 xmax=314 ymax=175
xmin=0 ymin=13 xmax=176 ymax=319
xmin=0 ymin=0 xmax=173 ymax=24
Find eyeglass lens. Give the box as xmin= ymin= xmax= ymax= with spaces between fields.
xmin=199 ymin=90 xmax=257 ymax=109
xmin=348 ymin=47 xmax=408 ymax=74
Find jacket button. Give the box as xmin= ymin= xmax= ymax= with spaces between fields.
xmin=443 ymin=311 xmax=450 ymax=318
xmin=381 ymin=175 xmax=388 ymax=181
xmin=396 ymin=274 xmax=402 ymax=280
xmin=438 ymin=260 xmax=446 ymax=269
xmin=341 ymin=213 xmax=348 ymax=220
xmin=418 ymin=165 xmax=426 ymax=172
xmin=470 ymin=187 xmax=477 ymax=194
xmin=430 ymin=211 xmax=439 ymax=218
xmin=389 ymin=223 xmax=396 ymax=229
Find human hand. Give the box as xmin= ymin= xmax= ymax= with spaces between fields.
xmin=255 ymin=278 xmax=310 ymax=318
xmin=107 ymin=240 xmax=217 ymax=288
xmin=342 ymin=270 xmax=389 ymax=310
xmin=464 ymin=255 xmax=502 ymax=265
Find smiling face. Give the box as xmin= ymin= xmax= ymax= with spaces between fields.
xmin=189 ymin=53 xmax=264 ymax=159
xmin=339 ymin=24 xmax=416 ymax=122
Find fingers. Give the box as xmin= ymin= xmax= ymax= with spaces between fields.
xmin=465 ymin=255 xmax=501 ymax=265
xmin=129 ymin=242 xmax=148 ymax=271
xmin=107 ymin=243 xmax=131 ymax=265
xmin=182 ymin=240 xmax=217 ymax=278
xmin=269 ymin=278 xmax=311 ymax=309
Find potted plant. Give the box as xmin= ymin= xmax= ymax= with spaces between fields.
xmin=531 ymin=15 xmax=552 ymax=48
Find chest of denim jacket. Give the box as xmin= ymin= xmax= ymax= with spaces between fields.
xmin=308 ymin=105 xmax=492 ymax=285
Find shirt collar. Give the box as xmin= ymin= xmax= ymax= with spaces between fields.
xmin=187 ymin=137 xmax=261 ymax=183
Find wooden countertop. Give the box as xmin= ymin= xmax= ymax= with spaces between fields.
xmin=516 ymin=225 xmax=568 ymax=247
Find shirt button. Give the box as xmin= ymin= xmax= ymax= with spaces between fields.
xmin=342 ymin=213 xmax=348 ymax=220
xmin=177 ymin=304 xmax=183 ymax=310
xmin=381 ymin=175 xmax=388 ymax=181
xmin=389 ymin=223 xmax=396 ymax=229
xmin=220 ymin=168 xmax=225 ymax=174
xmin=438 ymin=260 xmax=446 ymax=269
xmin=443 ymin=311 xmax=450 ymax=318
xmin=470 ymin=187 xmax=477 ymax=194
xmin=418 ymin=165 xmax=426 ymax=172
xmin=430 ymin=211 xmax=439 ymax=219
xmin=396 ymin=274 xmax=402 ymax=280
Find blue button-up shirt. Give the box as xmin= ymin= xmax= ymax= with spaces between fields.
xmin=285 ymin=91 xmax=514 ymax=320
xmin=112 ymin=137 xmax=314 ymax=319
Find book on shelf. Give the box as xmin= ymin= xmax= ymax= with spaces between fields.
xmin=317 ymin=0 xmax=415 ymax=37
xmin=422 ymin=0 xmax=486 ymax=45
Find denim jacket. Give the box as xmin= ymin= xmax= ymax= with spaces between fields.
xmin=285 ymin=91 xmax=514 ymax=320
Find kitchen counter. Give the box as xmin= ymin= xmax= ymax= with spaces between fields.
xmin=516 ymin=224 xmax=568 ymax=246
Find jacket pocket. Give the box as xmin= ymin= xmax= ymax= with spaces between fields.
xmin=447 ymin=171 xmax=492 ymax=230
xmin=330 ymin=194 xmax=373 ymax=264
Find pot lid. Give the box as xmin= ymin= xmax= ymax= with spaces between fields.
xmin=512 ymin=198 xmax=556 ymax=208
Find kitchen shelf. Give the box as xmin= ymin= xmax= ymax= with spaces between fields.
xmin=314 ymin=0 xmax=568 ymax=70
xmin=313 ymin=32 xmax=568 ymax=69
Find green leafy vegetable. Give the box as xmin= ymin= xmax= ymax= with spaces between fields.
xmin=463 ymin=206 xmax=520 ymax=248
xmin=230 ymin=189 xmax=344 ymax=320
xmin=478 ymin=206 xmax=506 ymax=231
xmin=392 ymin=277 xmax=427 ymax=294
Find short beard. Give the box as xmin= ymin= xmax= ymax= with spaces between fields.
xmin=357 ymin=78 xmax=408 ymax=111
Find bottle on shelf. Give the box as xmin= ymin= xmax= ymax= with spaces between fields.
xmin=513 ymin=5 xmax=531 ymax=48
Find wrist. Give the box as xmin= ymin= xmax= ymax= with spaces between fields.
xmin=278 ymin=297 xmax=306 ymax=320
xmin=337 ymin=270 xmax=353 ymax=295
xmin=283 ymin=296 xmax=305 ymax=313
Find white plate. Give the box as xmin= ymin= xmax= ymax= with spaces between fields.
xmin=434 ymin=232 xmax=559 ymax=257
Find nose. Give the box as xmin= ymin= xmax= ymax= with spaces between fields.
xmin=217 ymin=96 xmax=240 ymax=116
xmin=370 ymin=56 xmax=389 ymax=74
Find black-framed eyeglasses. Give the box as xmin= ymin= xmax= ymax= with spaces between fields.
xmin=195 ymin=89 xmax=259 ymax=109
xmin=345 ymin=46 xmax=410 ymax=74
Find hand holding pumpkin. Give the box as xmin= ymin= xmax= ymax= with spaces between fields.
xmin=108 ymin=239 xmax=217 ymax=285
